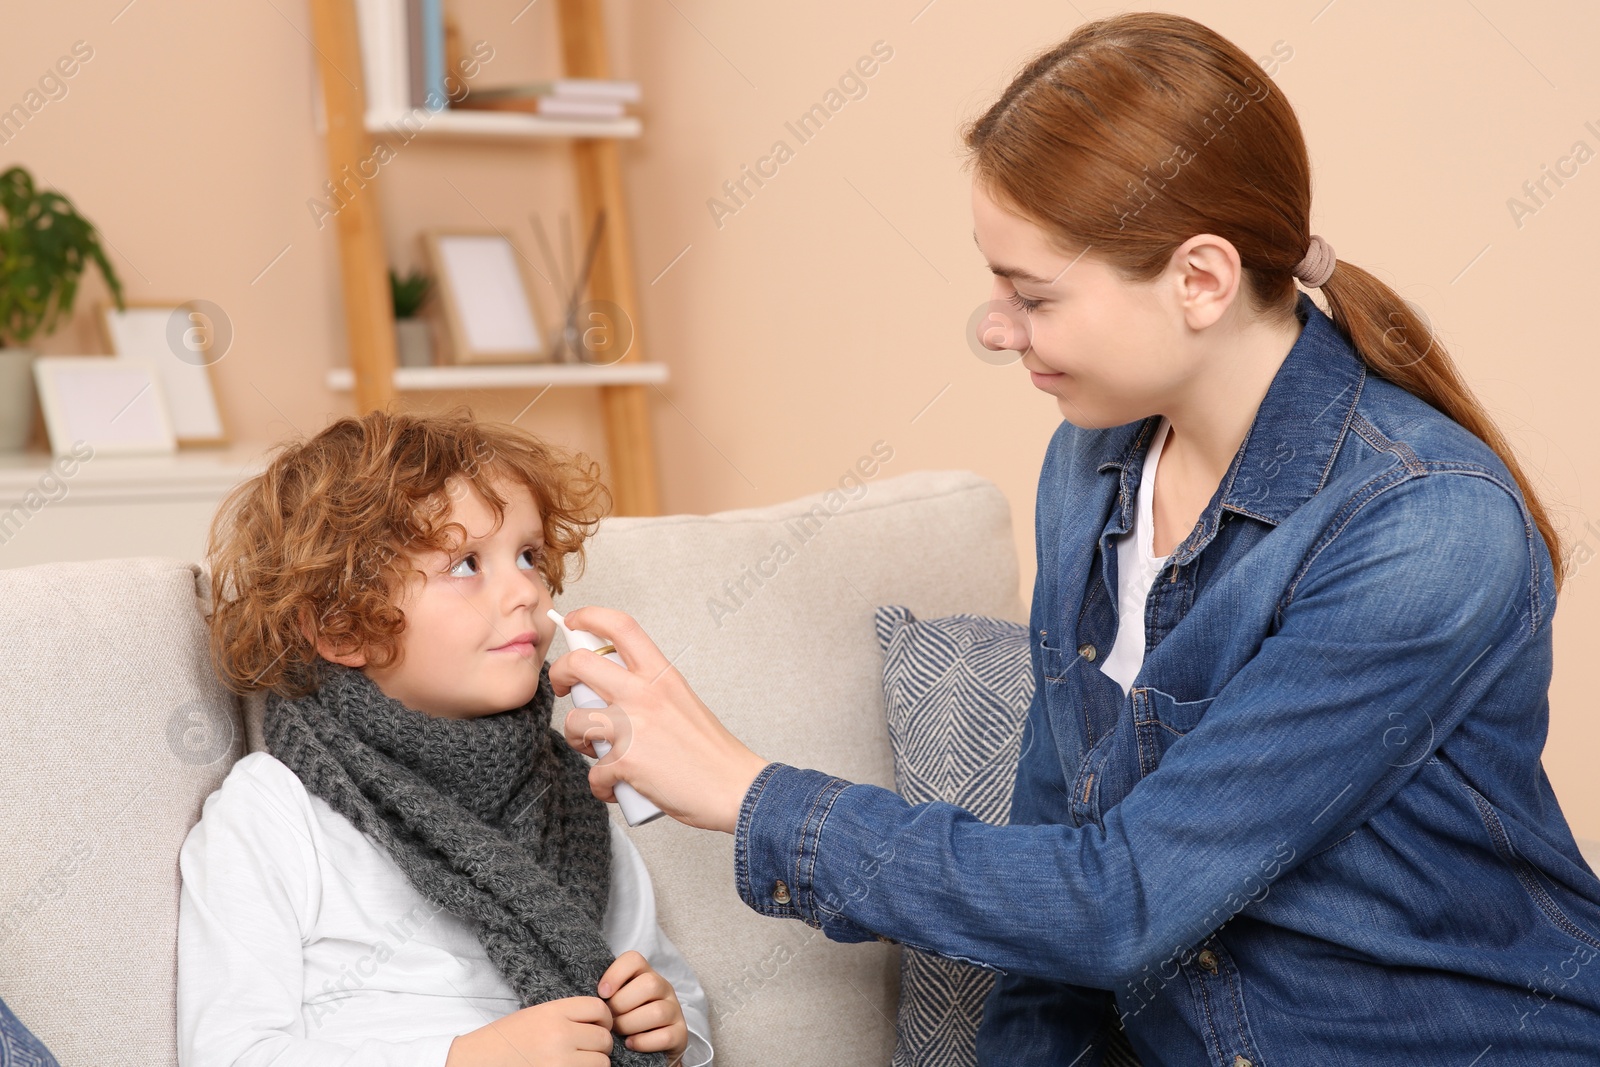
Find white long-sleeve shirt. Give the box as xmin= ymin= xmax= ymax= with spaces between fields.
xmin=177 ymin=750 xmax=714 ymax=1066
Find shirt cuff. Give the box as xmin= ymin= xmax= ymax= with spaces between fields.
xmin=734 ymin=762 xmax=860 ymax=930
xmin=420 ymin=1032 xmax=464 ymax=1067
xmin=681 ymin=1027 xmax=713 ymax=1066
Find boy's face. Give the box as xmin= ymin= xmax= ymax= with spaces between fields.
xmin=322 ymin=473 xmax=559 ymax=718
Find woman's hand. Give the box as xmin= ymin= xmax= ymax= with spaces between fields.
xmin=598 ymin=950 xmax=688 ymax=1063
xmin=548 ymin=606 xmax=771 ymax=834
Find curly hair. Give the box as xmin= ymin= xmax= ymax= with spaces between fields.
xmin=204 ymin=406 xmax=612 ymax=698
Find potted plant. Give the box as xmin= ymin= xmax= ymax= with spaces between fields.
xmin=389 ymin=266 xmax=435 ymax=368
xmin=0 ymin=166 xmax=124 ymax=451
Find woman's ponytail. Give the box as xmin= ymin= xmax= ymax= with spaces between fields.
xmin=1318 ymin=262 xmax=1564 ymax=593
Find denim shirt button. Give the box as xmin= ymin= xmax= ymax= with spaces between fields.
xmin=1078 ymin=643 xmax=1097 ymax=662
xmin=1198 ymin=949 xmax=1220 ymax=974
xmin=1233 ymin=1057 xmax=1253 ymax=1067
xmin=771 ymin=879 xmax=791 ymax=905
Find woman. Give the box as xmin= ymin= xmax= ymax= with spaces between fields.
xmin=550 ymin=12 xmax=1600 ymax=1064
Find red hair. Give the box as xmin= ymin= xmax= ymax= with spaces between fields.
xmin=205 ymin=406 xmax=611 ymax=697
xmin=962 ymin=12 xmax=1564 ymax=593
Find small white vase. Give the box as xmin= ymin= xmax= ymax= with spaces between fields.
xmin=0 ymin=347 xmax=38 ymax=452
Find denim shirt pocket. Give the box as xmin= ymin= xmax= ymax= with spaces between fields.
xmin=1133 ymin=686 xmax=1216 ymax=779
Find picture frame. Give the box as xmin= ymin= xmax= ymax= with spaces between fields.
xmin=32 ymin=356 xmax=178 ymax=457
xmin=421 ymin=229 xmax=550 ymax=364
xmin=97 ymin=300 xmax=229 ymax=447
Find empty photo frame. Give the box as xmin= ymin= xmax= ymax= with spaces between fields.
xmin=33 ymin=356 xmax=177 ymax=456
xmin=423 ymin=229 xmax=549 ymax=364
xmin=99 ymin=300 xmax=228 ymax=446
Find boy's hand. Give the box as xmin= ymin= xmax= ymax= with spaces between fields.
xmin=598 ymin=950 xmax=689 ymax=1064
xmin=445 ymin=995 xmax=614 ymax=1067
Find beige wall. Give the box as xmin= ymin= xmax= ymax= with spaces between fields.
xmin=6 ymin=1 xmax=1599 ymax=835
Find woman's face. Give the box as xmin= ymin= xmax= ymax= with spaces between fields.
xmin=336 ymin=474 xmax=560 ymax=719
xmin=970 ymin=178 xmax=1190 ymax=430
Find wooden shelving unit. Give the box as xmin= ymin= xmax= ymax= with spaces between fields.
xmin=306 ymin=0 xmax=662 ymax=516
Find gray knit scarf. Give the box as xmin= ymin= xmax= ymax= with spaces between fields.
xmin=263 ymin=659 xmax=666 ymax=1067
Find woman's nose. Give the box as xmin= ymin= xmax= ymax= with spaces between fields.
xmin=975 ymin=297 xmax=1029 ymax=354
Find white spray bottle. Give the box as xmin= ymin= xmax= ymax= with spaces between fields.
xmin=546 ymin=608 xmax=666 ymax=827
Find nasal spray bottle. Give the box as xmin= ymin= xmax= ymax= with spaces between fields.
xmin=546 ymin=608 xmax=665 ymax=827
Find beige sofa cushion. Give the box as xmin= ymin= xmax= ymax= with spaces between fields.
xmin=542 ymin=468 xmax=1026 ymax=1064
xmin=0 ymin=556 xmax=245 ymax=1067
xmin=2 ymin=467 xmax=1023 ymax=1066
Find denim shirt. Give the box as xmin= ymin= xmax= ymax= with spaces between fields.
xmin=733 ymin=292 xmax=1600 ymax=1064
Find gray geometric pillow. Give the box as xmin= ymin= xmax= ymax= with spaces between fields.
xmin=0 ymin=995 xmax=60 ymax=1067
xmin=874 ymin=606 xmax=1031 ymax=1067
xmin=874 ymin=606 xmax=1144 ymax=1067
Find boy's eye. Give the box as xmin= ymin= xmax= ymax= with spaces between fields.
xmin=447 ymin=547 xmax=545 ymax=578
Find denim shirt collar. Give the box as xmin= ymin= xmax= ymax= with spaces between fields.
xmin=1094 ymin=291 xmax=1367 ymax=561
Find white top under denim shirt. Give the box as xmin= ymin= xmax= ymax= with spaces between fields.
xmin=1099 ymin=414 xmax=1172 ymax=696
xmin=177 ymin=750 xmax=714 ymax=1067
xmin=731 ymin=290 xmax=1600 ymax=1063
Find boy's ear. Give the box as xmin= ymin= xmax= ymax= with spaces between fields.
xmin=315 ymin=638 xmax=368 ymax=669
xmin=299 ymin=607 xmax=368 ymax=668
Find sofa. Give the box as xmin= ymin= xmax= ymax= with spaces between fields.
xmin=0 ymin=468 xmax=1027 ymax=1065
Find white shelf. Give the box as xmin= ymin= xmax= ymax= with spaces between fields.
xmin=367 ymin=109 xmax=640 ymax=141
xmin=325 ymin=362 xmax=669 ymax=392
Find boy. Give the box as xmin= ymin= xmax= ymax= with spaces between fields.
xmin=178 ymin=408 xmax=712 ymax=1066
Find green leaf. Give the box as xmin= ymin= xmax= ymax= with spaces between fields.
xmin=389 ymin=266 xmax=433 ymax=319
xmin=0 ymin=165 xmax=125 ymax=347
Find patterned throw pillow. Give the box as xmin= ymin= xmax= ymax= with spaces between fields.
xmin=874 ymin=606 xmax=1144 ymax=1067
xmin=0 ymin=996 xmax=60 ymax=1067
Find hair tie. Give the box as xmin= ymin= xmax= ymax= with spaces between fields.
xmin=1294 ymin=234 xmax=1336 ymax=288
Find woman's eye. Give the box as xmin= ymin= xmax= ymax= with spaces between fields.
xmin=448 ymin=553 xmax=479 ymax=578
xmin=1007 ymin=290 xmax=1042 ymax=313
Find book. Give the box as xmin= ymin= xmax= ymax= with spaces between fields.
xmin=355 ymin=0 xmax=409 ymax=123
xmin=449 ymin=96 xmax=630 ymax=121
xmin=421 ymin=0 xmax=446 ymax=110
xmin=469 ymin=78 xmax=641 ymax=103
xmin=406 ymin=0 xmax=426 ymax=109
